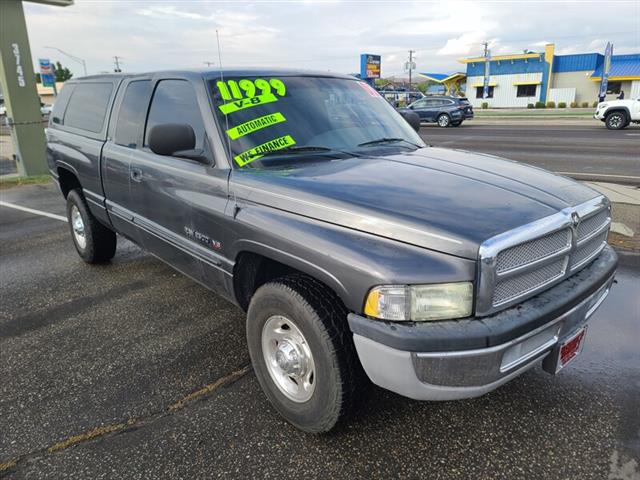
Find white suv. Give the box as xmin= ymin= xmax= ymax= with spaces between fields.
xmin=594 ymin=98 xmax=640 ymax=129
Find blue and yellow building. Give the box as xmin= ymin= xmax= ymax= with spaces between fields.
xmin=421 ymin=44 xmax=640 ymax=108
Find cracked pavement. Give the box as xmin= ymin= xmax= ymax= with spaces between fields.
xmin=1 ymin=183 xmax=638 ymax=479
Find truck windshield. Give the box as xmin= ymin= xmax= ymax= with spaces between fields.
xmin=209 ymin=76 xmax=425 ymax=168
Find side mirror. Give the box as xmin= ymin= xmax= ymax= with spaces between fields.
xmin=148 ymin=123 xmax=207 ymax=163
xmin=399 ymin=111 xmax=421 ymax=132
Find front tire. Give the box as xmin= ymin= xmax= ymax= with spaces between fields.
xmin=66 ymin=189 xmax=117 ymax=263
xmin=246 ymin=274 xmax=364 ymax=433
xmin=437 ymin=113 xmax=451 ymax=127
xmin=605 ymin=111 xmax=627 ymax=130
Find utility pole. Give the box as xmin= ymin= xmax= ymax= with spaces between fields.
xmin=481 ymin=42 xmax=491 ymax=100
xmin=203 ymin=61 xmax=215 ymax=67
xmin=407 ymin=50 xmax=415 ymax=91
xmin=113 ymin=56 xmax=122 ymax=73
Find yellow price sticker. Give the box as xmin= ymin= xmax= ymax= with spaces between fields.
xmin=219 ymin=93 xmax=278 ymax=115
xmin=226 ymin=112 xmax=286 ymax=140
xmin=234 ymin=135 xmax=296 ymax=167
xmin=217 ymin=78 xmax=287 ymax=101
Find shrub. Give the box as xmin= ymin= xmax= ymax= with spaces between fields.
xmin=582 ymin=102 xmax=589 ymax=108
xmin=558 ymin=102 xmax=567 ymax=108
xmin=546 ymin=101 xmax=556 ymax=108
xmin=535 ymin=101 xmax=546 ymax=108
xmin=481 ymin=102 xmax=489 ymax=109
xmin=570 ymin=102 xmax=578 ymax=108
xmin=592 ymin=101 xmax=598 ymax=108
xmin=527 ymin=103 xmax=534 ymax=109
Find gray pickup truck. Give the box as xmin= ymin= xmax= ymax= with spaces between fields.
xmin=47 ymin=69 xmax=617 ymax=433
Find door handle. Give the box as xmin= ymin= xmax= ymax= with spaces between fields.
xmin=130 ymin=168 xmax=143 ymax=182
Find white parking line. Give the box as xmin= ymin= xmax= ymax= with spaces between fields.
xmin=0 ymin=201 xmax=67 ymax=222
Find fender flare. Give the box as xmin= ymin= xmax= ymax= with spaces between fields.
xmin=233 ymin=239 xmax=351 ymax=308
xmin=604 ymin=107 xmax=631 ymax=121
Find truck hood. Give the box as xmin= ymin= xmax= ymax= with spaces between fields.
xmin=230 ymin=147 xmax=600 ymax=259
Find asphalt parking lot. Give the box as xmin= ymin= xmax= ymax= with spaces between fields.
xmin=1 ymin=183 xmax=639 ymax=479
xmin=420 ymin=123 xmax=640 ymax=184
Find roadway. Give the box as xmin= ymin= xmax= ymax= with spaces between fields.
xmin=1 ymin=122 xmax=638 ymax=182
xmin=1 ymin=183 xmax=638 ymax=479
xmin=420 ymin=123 xmax=640 ymax=184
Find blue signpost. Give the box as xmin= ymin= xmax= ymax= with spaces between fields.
xmin=360 ymin=53 xmax=381 ymax=87
xmin=598 ymin=42 xmax=613 ymax=102
xmin=39 ymin=58 xmax=55 ymax=88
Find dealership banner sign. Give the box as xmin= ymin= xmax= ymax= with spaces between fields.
xmin=599 ymin=42 xmax=613 ymax=99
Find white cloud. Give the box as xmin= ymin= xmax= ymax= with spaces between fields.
xmin=22 ymin=1 xmax=640 ymax=78
xmin=437 ymin=31 xmax=489 ymax=57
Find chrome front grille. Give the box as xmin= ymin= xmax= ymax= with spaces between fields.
xmin=493 ymin=258 xmax=567 ymax=306
xmin=496 ymin=228 xmax=571 ymax=273
xmin=577 ymin=209 xmax=608 ymax=240
xmin=571 ymin=230 xmax=608 ymax=270
xmin=477 ymin=196 xmax=611 ymax=316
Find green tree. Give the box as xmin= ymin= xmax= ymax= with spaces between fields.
xmin=416 ymin=81 xmax=433 ymax=93
xmin=374 ymin=78 xmax=392 ymax=89
xmin=54 ymin=61 xmax=73 ymax=82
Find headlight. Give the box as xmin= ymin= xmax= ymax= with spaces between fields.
xmin=598 ymin=103 xmax=608 ymax=109
xmin=364 ymin=283 xmax=473 ymax=322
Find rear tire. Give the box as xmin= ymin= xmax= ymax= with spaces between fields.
xmin=437 ymin=113 xmax=451 ymax=127
xmin=66 ymin=189 xmax=116 ymax=263
xmin=605 ymin=111 xmax=627 ymax=130
xmin=246 ymin=274 xmax=365 ymax=433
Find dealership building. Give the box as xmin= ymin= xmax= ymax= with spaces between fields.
xmin=421 ymin=44 xmax=640 ymax=108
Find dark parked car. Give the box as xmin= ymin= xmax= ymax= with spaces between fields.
xmin=46 ymin=70 xmax=616 ymax=433
xmin=403 ymin=95 xmax=473 ymax=127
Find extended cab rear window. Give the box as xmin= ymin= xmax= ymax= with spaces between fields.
xmin=63 ymin=82 xmax=113 ymax=133
xmin=115 ymin=80 xmax=151 ymax=148
xmin=50 ymin=83 xmax=75 ymax=125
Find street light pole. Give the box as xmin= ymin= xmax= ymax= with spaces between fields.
xmin=44 ymin=46 xmax=87 ymax=76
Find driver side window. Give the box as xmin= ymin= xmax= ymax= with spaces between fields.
xmin=144 ymin=80 xmax=205 ymax=150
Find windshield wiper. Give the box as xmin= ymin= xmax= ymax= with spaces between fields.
xmin=259 ymin=146 xmax=360 ymax=158
xmin=357 ymin=137 xmax=421 ymax=148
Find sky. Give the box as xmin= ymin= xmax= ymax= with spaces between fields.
xmin=24 ymin=0 xmax=640 ymax=79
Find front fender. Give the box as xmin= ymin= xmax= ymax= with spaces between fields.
xmin=231 ymin=203 xmax=476 ymax=313
xmin=605 ymin=106 xmax=631 ymax=119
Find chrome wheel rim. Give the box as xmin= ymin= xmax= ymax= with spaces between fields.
xmin=70 ymin=206 xmax=86 ymax=249
xmin=609 ymin=115 xmax=622 ymax=128
xmin=438 ymin=115 xmax=449 ymax=127
xmin=262 ymin=315 xmax=316 ymax=403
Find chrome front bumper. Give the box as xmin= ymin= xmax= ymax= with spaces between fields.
xmin=353 ymin=274 xmax=614 ymax=401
